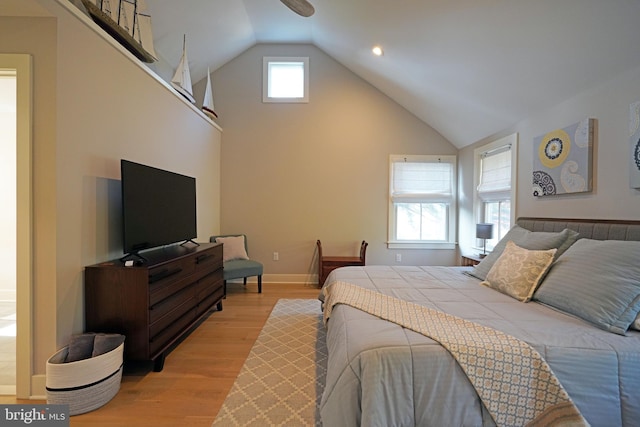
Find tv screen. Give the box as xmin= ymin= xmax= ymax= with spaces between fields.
xmin=121 ymin=160 xmax=197 ymax=255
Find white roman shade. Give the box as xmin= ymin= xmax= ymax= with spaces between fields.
xmin=477 ymin=145 xmax=511 ymax=201
xmin=391 ymin=158 xmax=453 ymax=202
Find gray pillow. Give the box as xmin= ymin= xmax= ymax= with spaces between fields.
xmin=469 ymin=226 xmax=580 ymax=280
xmin=65 ymin=333 xmax=96 ymax=362
xmin=92 ymin=333 xmax=125 ymax=357
xmin=534 ymin=239 xmax=640 ymax=335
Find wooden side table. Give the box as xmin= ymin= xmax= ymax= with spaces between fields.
xmin=460 ymin=254 xmax=483 ymax=266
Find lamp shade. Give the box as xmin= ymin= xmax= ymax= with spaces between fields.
xmin=476 ymin=223 xmax=494 ymax=239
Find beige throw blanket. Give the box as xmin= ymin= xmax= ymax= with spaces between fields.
xmin=322 ymin=281 xmax=588 ymax=427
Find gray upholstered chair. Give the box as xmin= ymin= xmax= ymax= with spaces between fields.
xmin=210 ymin=234 xmax=263 ymax=293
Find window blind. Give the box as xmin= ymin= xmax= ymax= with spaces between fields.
xmin=391 ymin=160 xmax=453 ymax=201
xmin=477 ymin=146 xmax=511 ymax=201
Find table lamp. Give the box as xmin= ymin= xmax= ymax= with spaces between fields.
xmin=476 ymin=223 xmax=494 ymax=258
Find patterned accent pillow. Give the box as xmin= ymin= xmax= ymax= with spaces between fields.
xmin=534 ymin=239 xmax=640 ymax=335
xmin=481 ymin=241 xmax=557 ymax=302
xmin=215 ymin=235 xmax=249 ymax=262
xmin=470 ymin=226 xmax=579 ymax=280
xmin=632 ymin=313 xmax=640 ymax=331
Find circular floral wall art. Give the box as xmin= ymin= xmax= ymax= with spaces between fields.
xmin=532 ymin=118 xmax=594 ymax=197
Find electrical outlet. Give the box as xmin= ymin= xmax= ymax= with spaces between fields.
xmin=396 ymin=253 xmax=402 ymax=262
xmin=273 ymin=252 xmax=279 ymax=261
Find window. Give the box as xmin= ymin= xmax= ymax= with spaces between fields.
xmin=474 ymin=134 xmax=518 ymax=250
xmin=262 ymin=57 xmax=309 ymax=103
xmin=388 ymin=155 xmax=457 ymax=249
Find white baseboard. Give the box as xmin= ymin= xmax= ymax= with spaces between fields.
xmin=227 ymin=273 xmax=319 ymax=285
xmin=0 ymin=385 xmax=15 ymax=395
xmin=31 ymin=374 xmax=46 ymax=400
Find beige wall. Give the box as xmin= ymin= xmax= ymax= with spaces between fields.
xmin=0 ymin=14 xmax=58 ymax=394
xmin=2 ymin=0 xmax=222 ymax=392
xmin=458 ymin=64 xmax=640 ymax=254
xmin=196 ymin=44 xmax=458 ymax=281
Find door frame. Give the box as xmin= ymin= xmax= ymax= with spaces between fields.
xmin=1 ymin=53 xmax=33 ymax=398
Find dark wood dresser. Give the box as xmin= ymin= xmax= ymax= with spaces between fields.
xmin=84 ymin=242 xmax=224 ymax=371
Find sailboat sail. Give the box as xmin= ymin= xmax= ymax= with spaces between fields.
xmin=202 ymin=68 xmax=218 ymax=119
xmin=100 ymin=0 xmax=115 ymax=20
xmin=171 ymin=35 xmax=196 ymax=104
xmin=81 ymin=0 xmax=157 ymax=63
xmin=119 ymin=0 xmax=136 ymax=36
xmin=134 ymin=0 xmax=157 ymax=59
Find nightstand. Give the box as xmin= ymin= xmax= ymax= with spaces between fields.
xmin=460 ymin=254 xmax=483 ymax=266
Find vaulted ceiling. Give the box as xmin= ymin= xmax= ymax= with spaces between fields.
xmin=6 ymin=0 xmax=640 ymax=148
xmin=145 ymin=0 xmax=640 ymax=148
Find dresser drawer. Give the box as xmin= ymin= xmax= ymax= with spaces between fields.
xmin=197 ymin=287 xmax=224 ymax=317
xmin=148 ymin=257 xmax=193 ymax=286
xmin=149 ymin=293 xmax=197 ymax=339
xmin=149 ymin=282 xmax=196 ymax=324
xmin=193 ymin=245 xmax=223 ymax=272
xmin=149 ymin=306 xmax=197 ymax=355
xmin=196 ymin=271 xmax=223 ymax=298
xmin=149 ymin=271 xmax=196 ymax=307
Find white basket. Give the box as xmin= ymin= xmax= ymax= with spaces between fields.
xmin=46 ymin=342 xmax=124 ymax=415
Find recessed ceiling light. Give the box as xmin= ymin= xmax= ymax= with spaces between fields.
xmin=372 ymin=46 xmax=384 ymax=56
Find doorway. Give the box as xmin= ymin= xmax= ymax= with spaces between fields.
xmin=0 ymin=70 xmax=17 ymax=394
xmin=0 ymin=54 xmax=33 ymax=398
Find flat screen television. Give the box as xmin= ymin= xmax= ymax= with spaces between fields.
xmin=121 ymin=160 xmax=197 ymax=256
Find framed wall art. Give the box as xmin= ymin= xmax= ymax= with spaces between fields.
xmin=532 ymin=118 xmax=594 ymax=197
xmin=630 ymin=101 xmax=640 ymax=189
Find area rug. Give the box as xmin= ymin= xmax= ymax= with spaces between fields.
xmin=212 ymin=299 xmax=327 ymax=426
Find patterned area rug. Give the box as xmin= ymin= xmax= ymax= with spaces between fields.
xmin=213 ymin=299 xmax=327 ymax=426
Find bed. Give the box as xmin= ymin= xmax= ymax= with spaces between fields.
xmin=318 ymin=218 xmax=640 ymax=426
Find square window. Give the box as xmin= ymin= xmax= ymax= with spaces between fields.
xmin=263 ymin=57 xmax=309 ymax=103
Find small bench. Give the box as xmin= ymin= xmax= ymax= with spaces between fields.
xmin=317 ymin=240 xmax=367 ymax=287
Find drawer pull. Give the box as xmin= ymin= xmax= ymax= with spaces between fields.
xmin=195 ymin=254 xmax=211 ymax=264
xmin=149 ymin=267 xmax=182 ymax=283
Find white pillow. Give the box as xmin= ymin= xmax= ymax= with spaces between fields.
xmin=481 ymin=241 xmax=557 ymax=302
xmin=215 ymin=236 xmax=249 ymax=262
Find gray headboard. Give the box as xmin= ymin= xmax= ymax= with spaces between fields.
xmin=516 ymin=217 xmax=640 ymax=241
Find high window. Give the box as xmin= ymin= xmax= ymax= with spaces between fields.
xmin=388 ymin=155 xmax=457 ymax=249
xmin=474 ymin=134 xmax=518 ymax=250
xmin=262 ymin=57 xmax=309 ymax=103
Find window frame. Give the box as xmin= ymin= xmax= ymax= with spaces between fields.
xmin=262 ymin=56 xmax=309 ymax=103
xmin=473 ymin=134 xmax=518 ymax=251
xmin=388 ymin=154 xmax=457 ymax=249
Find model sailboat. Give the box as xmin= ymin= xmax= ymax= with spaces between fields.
xmin=171 ymin=35 xmax=196 ymax=104
xmin=80 ymin=0 xmax=157 ymax=63
xmin=202 ymin=68 xmax=218 ymax=119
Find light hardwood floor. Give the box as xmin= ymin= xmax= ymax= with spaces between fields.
xmin=0 ymin=282 xmax=321 ymax=426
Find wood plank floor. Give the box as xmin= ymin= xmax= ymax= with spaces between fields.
xmin=0 ymin=282 xmax=321 ymax=426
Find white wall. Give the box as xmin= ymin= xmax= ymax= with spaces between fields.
xmin=2 ymin=0 xmax=223 ymax=391
xmin=196 ymin=44 xmax=458 ymax=281
xmin=459 ymin=64 xmax=640 ymax=254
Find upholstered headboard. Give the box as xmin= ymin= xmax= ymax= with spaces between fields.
xmin=516 ymin=217 xmax=640 ymax=241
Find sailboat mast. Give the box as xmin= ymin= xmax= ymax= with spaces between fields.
xmin=170 ymin=34 xmax=196 ymax=103
xmin=132 ymin=0 xmax=138 ymax=39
